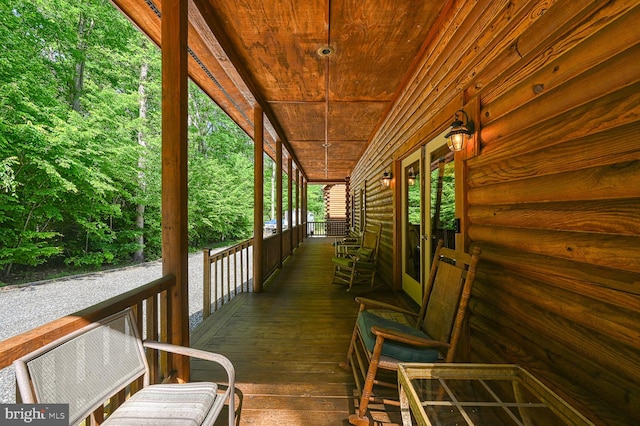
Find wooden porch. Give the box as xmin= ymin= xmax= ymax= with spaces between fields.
xmin=191 ymin=237 xmax=404 ymax=425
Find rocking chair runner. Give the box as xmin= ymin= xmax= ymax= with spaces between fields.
xmin=331 ymin=224 xmax=382 ymax=291
xmin=341 ymin=240 xmax=481 ymax=425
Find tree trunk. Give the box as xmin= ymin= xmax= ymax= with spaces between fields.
xmin=69 ymin=12 xmax=94 ymax=111
xmin=133 ymin=59 xmax=149 ymax=263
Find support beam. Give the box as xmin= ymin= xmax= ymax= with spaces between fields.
xmin=287 ymin=158 xmax=293 ymax=255
xmin=301 ymin=176 xmax=306 ymax=241
xmin=345 ymin=176 xmax=351 ymax=229
xmin=276 ymin=139 xmax=283 ymax=268
xmin=161 ymin=0 xmax=189 ymax=380
xmin=253 ymin=105 xmax=264 ymax=292
xmin=295 ymin=167 xmax=300 ymax=247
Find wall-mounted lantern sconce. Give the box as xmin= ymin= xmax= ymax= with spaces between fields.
xmin=445 ymin=109 xmax=475 ymax=152
xmin=380 ymin=171 xmax=392 ymax=188
xmin=407 ymin=167 xmax=416 ymax=186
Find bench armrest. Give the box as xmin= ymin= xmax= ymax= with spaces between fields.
xmin=143 ymin=340 xmax=235 ymax=380
xmin=143 ymin=340 xmax=235 ymax=424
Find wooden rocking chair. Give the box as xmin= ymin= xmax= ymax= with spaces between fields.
xmin=341 ymin=240 xmax=481 ymax=425
xmin=332 ymin=226 xmax=362 ymax=255
xmin=331 ymin=224 xmax=381 ymax=291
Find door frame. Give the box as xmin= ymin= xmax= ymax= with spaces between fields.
xmin=400 ymin=148 xmax=423 ymax=303
xmin=392 ymin=95 xmax=478 ymax=294
xmin=400 ymin=131 xmax=450 ymax=305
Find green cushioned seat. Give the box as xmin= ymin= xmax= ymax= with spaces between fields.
xmin=332 ymin=256 xmax=354 ymax=267
xmin=357 ymin=311 xmax=439 ymax=363
xmin=357 ymin=247 xmax=373 ymax=258
xmin=332 ymin=247 xmax=374 ymax=267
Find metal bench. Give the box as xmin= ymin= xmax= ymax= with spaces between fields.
xmin=14 ymin=308 xmax=235 ymax=425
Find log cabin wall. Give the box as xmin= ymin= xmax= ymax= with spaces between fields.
xmin=364 ymin=176 xmax=393 ymax=286
xmin=349 ymin=1 xmax=640 ymax=424
xmin=323 ymin=184 xmax=347 ymax=220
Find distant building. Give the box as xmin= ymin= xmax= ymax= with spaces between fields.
xmin=322 ymin=184 xmax=348 ymax=236
xmin=323 ymin=184 xmax=346 ymax=221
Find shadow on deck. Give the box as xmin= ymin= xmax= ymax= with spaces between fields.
xmin=190 ymin=237 xmax=403 ymax=425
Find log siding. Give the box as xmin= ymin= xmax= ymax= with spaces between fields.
xmin=350 ymin=1 xmax=640 ymax=424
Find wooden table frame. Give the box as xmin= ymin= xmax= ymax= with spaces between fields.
xmin=397 ymin=363 xmax=594 ymax=426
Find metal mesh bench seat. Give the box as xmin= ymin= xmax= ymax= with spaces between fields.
xmin=14 ymin=308 xmax=235 ymax=425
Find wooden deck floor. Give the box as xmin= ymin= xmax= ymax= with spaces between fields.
xmin=190 ymin=237 xmax=403 ymax=425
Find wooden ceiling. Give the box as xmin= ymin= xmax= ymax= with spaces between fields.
xmin=111 ymin=0 xmax=446 ymax=182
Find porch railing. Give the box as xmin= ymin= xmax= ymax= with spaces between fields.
xmin=263 ymin=231 xmax=283 ymax=278
xmin=202 ymin=223 xmax=311 ymax=319
xmin=0 ymin=222 xmax=320 ymax=384
xmin=202 ymin=239 xmax=253 ymax=319
xmin=307 ymin=220 xmax=348 ymax=236
xmin=0 ymin=274 xmax=176 ymax=404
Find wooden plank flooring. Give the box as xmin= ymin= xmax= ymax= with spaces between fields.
xmin=190 ymin=237 xmax=402 ymax=425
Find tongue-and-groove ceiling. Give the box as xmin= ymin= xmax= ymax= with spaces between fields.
xmin=111 ymin=0 xmax=447 ymax=182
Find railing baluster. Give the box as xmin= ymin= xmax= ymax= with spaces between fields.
xmin=203 ymin=248 xmax=211 ymax=319
xmin=227 ymin=252 xmax=231 ymax=302
xmin=160 ymin=288 xmax=170 ymax=380
xmin=233 ymin=246 xmax=238 ymax=297
xmin=245 ymin=241 xmax=250 ymax=292
xmin=145 ymin=295 xmax=158 ymax=384
xmin=214 ymin=255 xmax=219 ymax=312
xmin=236 ymin=244 xmax=244 ymax=293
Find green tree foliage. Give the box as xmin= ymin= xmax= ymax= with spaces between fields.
xmin=0 ymin=0 xmax=256 ymax=279
xmin=188 ymin=83 xmax=254 ymax=245
xmin=306 ymin=184 xmax=323 ymax=219
xmin=430 ymin=161 xmax=455 ymax=229
xmin=0 ymin=1 xmax=71 ymax=274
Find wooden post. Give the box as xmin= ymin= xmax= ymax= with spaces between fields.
xmin=161 ymin=0 xmax=189 ymax=381
xmin=295 ymin=167 xmax=300 ymax=247
xmin=287 ymin=158 xmax=293 ymax=255
xmin=276 ymin=139 xmax=283 ymax=268
xmin=345 ymin=176 xmax=351 ymax=229
xmin=300 ymin=176 xmax=304 ymax=240
xmin=300 ymin=176 xmax=309 ymax=242
xmin=253 ymin=105 xmax=264 ymax=293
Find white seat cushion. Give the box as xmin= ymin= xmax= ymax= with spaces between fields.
xmin=103 ymin=382 xmax=219 ymax=426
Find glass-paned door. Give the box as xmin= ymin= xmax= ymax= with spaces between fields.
xmin=402 ymin=130 xmax=452 ymax=305
xmin=401 ymin=149 xmax=422 ymax=303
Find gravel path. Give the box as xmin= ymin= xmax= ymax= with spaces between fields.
xmin=0 ymin=250 xmax=217 ymax=403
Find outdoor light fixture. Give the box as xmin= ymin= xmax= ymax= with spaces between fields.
xmin=407 ymin=167 xmax=416 ymax=186
xmin=445 ymin=109 xmax=475 ymax=152
xmin=380 ymin=171 xmax=392 ymax=188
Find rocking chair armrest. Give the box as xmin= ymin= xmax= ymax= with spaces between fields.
xmin=336 ymin=244 xmax=361 ymax=254
xmin=339 ymin=243 xmax=362 ymax=248
xmin=370 ymin=326 xmax=451 ymax=349
xmin=355 ymin=297 xmax=419 ymax=317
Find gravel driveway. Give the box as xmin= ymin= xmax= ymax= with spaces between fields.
xmin=0 ymin=250 xmax=219 ymax=403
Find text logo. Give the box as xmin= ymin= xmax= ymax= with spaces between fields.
xmin=0 ymin=404 xmax=68 ymax=425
